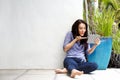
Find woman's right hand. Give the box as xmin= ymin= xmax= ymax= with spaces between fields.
xmin=75 ymin=36 xmax=81 ymax=41
xmin=75 ymin=36 xmax=87 ymax=41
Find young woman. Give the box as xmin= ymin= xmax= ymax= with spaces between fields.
xmin=55 ymin=19 xmax=100 ymax=78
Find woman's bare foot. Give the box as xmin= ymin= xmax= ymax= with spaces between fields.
xmin=55 ymin=68 xmax=67 ymax=74
xmin=70 ymin=69 xmax=84 ymax=78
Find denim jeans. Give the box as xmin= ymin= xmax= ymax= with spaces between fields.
xmin=64 ymin=57 xmax=98 ymax=74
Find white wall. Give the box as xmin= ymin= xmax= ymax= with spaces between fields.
xmin=0 ymin=0 xmax=83 ymax=69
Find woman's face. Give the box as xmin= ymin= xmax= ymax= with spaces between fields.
xmin=78 ymin=23 xmax=86 ymax=36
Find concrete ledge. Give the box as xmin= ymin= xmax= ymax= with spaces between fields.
xmin=0 ymin=69 xmax=120 ymax=80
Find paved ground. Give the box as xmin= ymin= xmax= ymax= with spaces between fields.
xmin=0 ymin=68 xmax=120 ymax=80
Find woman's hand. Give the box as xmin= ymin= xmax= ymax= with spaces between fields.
xmin=75 ymin=36 xmax=87 ymax=41
xmin=94 ymin=38 xmax=101 ymax=46
xmin=88 ymin=38 xmax=101 ymax=54
xmin=75 ymin=36 xmax=81 ymax=41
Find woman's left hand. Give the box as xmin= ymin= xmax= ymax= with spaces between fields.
xmin=94 ymin=38 xmax=101 ymax=46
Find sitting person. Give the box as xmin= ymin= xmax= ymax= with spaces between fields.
xmin=55 ymin=19 xmax=100 ymax=78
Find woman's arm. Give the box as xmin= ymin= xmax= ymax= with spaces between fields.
xmin=64 ymin=36 xmax=81 ymax=52
xmin=87 ymin=44 xmax=97 ymax=54
xmin=87 ymin=38 xmax=100 ymax=54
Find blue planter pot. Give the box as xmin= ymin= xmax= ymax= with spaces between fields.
xmin=87 ymin=38 xmax=112 ymax=70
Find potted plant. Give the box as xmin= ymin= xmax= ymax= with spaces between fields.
xmin=98 ymin=0 xmax=120 ymax=68
xmin=85 ymin=0 xmax=120 ymax=69
xmin=87 ymin=7 xmax=114 ymax=70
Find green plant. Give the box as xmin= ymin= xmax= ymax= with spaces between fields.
xmin=93 ymin=8 xmax=115 ymax=37
xmin=108 ymin=30 xmax=120 ymax=68
xmin=99 ymin=0 xmax=120 ymax=23
xmin=112 ymin=30 xmax=120 ymax=54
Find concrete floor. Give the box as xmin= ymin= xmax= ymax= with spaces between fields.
xmin=0 ymin=68 xmax=120 ymax=80
xmin=0 ymin=69 xmax=55 ymax=80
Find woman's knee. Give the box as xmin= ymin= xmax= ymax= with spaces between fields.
xmin=92 ymin=62 xmax=98 ymax=70
xmin=64 ymin=58 xmax=78 ymax=68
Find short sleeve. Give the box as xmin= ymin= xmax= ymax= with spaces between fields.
xmin=63 ymin=31 xmax=73 ymax=49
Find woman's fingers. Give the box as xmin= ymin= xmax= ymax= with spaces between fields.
xmin=76 ymin=36 xmax=81 ymax=41
xmin=94 ymin=38 xmax=101 ymax=45
xmin=75 ymin=36 xmax=88 ymax=42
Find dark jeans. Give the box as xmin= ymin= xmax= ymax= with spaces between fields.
xmin=64 ymin=57 xmax=98 ymax=74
